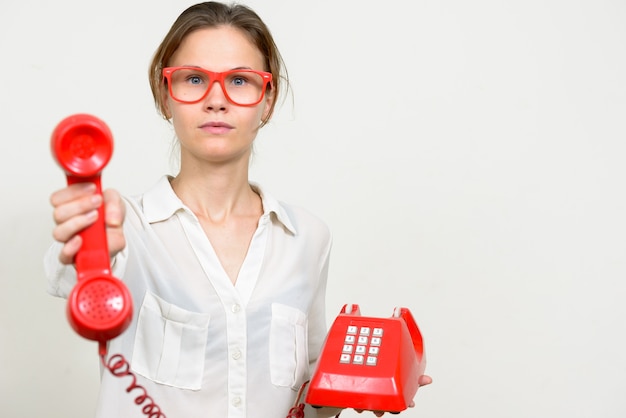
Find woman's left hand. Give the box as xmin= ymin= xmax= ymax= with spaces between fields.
xmin=354 ymin=374 xmax=432 ymax=416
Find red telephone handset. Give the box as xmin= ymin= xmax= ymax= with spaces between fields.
xmin=51 ymin=114 xmax=133 ymax=350
xmin=305 ymin=304 xmax=427 ymax=413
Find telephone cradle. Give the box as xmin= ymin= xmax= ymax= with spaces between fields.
xmin=305 ymin=304 xmax=426 ymax=413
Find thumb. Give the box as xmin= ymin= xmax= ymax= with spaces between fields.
xmin=103 ymin=189 xmax=125 ymax=227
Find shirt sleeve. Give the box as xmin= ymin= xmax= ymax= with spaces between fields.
xmin=43 ymin=241 xmax=129 ymax=299
xmin=43 ymin=241 xmax=76 ymax=298
xmin=307 ymin=234 xmax=333 ymax=370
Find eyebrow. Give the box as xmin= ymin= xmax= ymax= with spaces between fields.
xmin=180 ymin=64 xmax=254 ymax=71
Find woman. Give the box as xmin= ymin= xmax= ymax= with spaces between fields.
xmin=45 ymin=2 xmax=430 ymax=417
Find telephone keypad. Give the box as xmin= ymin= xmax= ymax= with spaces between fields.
xmin=341 ymin=325 xmax=382 ymax=366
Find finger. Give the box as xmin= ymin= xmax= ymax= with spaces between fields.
xmin=103 ymin=189 xmax=125 ymax=227
xmin=353 ymin=410 xmax=384 ymax=416
xmin=52 ymin=209 xmax=98 ymax=243
xmin=106 ymin=225 xmax=126 ymax=259
xmin=418 ymin=375 xmax=433 ymax=387
xmin=52 ymin=189 xmax=102 ymax=225
xmin=50 ymin=183 xmax=97 ymax=207
xmin=58 ymin=235 xmax=82 ymax=265
xmin=102 ymin=189 xmax=126 ymax=258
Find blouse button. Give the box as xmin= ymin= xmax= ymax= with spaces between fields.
xmin=232 ymin=349 xmax=242 ymax=360
xmin=231 ymin=304 xmax=241 ymax=313
xmin=232 ymin=396 xmax=242 ymax=407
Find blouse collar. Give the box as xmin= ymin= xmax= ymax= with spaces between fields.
xmin=141 ymin=175 xmax=297 ymax=234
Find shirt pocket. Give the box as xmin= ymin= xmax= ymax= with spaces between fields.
xmin=269 ymin=303 xmax=309 ymax=390
xmin=131 ymin=292 xmax=210 ymax=390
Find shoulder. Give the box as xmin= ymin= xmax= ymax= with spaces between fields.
xmin=122 ymin=176 xmax=185 ymax=224
xmin=274 ymin=200 xmax=333 ymax=265
xmin=279 ymin=201 xmax=330 ymax=238
xmin=254 ymin=183 xmax=332 ymax=244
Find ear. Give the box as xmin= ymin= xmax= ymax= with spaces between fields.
xmin=161 ymin=86 xmax=172 ymax=119
xmin=261 ymin=88 xmax=275 ymax=122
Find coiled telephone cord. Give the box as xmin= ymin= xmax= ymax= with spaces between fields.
xmin=286 ymin=381 xmax=341 ymax=418
xmin=100 ymin=352 xmax=167 ymax=418
xmin=100 ymin=352 xmax=344 ymax=418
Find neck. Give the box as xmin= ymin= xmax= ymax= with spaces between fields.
xmin=171 ymin=157 xmax=259 ymax=222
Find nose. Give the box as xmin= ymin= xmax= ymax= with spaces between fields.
xmin=203 ymin=80 xmax=228 ymax=111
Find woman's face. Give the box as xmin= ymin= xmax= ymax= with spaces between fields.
xmin=164 ymin=26 xmax=273 ymax=166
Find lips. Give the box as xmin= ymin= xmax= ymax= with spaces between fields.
xmin=199 ymin=121 xmax=234 ymax=134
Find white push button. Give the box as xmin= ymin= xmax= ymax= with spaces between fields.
xmin=366 ymin=356 xmax=378 ymax=366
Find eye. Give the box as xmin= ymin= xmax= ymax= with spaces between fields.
xmin=187 ymin=75 xmax=204 ymax=85
xmin=231 ymin=76 xmax=247 ymax=86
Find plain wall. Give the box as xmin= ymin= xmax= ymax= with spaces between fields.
xmin=1 ymin=0 xmax=625 ymax=417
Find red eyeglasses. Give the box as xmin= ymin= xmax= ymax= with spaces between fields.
xmin=163 ymin=66 xmax=273 ymax=106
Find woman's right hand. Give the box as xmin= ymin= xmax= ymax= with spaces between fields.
xmin=50 ymin=183 xmax=126 ymax=265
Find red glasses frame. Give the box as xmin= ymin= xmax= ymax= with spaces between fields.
xmin=162 ymin=66 xmax=273 ymax=106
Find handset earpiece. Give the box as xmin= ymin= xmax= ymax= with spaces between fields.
xmin=51 ymin=114 xmax=133 ymax=345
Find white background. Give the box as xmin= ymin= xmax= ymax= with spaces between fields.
xmin=1 ymin=0 xmax=625 ymax=417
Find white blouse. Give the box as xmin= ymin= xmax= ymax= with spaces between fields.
xmin=44 ymin=176 xmax=335 ymax=418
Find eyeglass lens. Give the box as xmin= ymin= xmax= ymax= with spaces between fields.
xmin=169 ymin=69 xmax=266 ymax=105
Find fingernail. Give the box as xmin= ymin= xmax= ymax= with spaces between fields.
xmin=108 ymin=213 xmax=122 ymax=227
xmin=86 ymin=210 xmax=98 ymax=220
